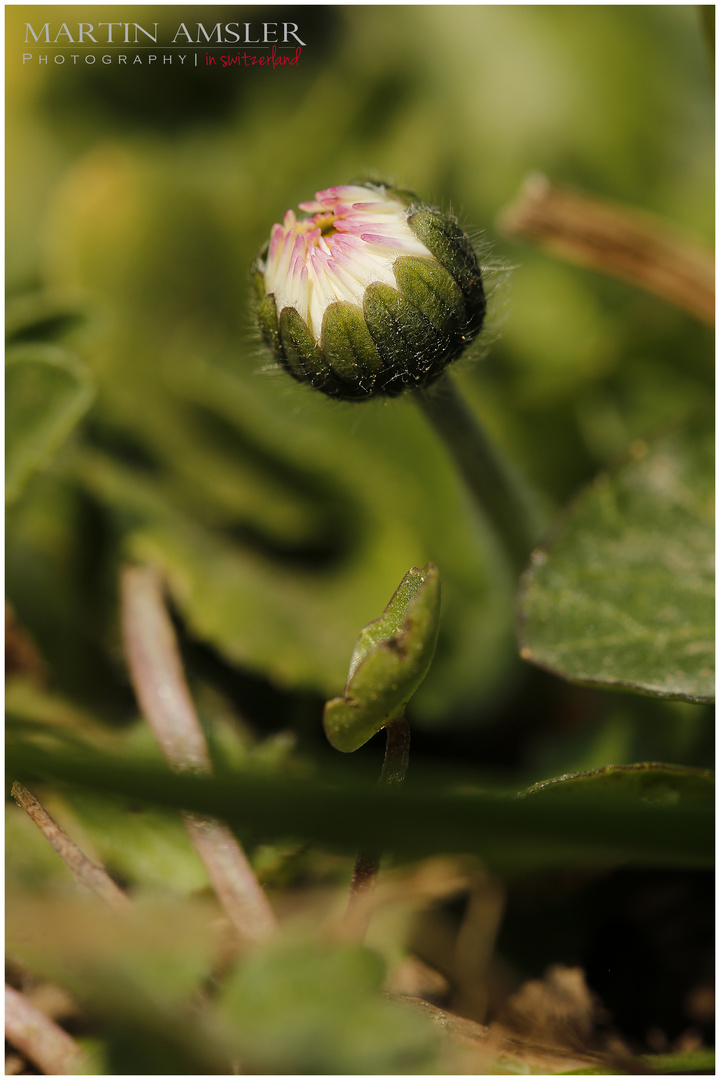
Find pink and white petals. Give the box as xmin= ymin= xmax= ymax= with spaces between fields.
xmin=253 ymin=181 xmax=486 ymax=400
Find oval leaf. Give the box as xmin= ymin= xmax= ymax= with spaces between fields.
xmin=518 ymin=418 xmax=714 ymax=702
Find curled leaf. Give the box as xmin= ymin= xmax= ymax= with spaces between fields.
xmin=323 ymin=564 xmax=441 ymax=753
xmin=6 ymin=345 xmax=95 ymax=506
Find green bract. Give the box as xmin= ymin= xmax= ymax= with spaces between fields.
xmin=323 ymin=564 xmax=441 ymax=752
xmin=253 ymin=183 xmax=485 ymax=400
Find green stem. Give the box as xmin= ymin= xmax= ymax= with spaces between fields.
xmin=379 ymin=711 xmax=411 ymax=786
xmin=342 ymin=712 xmax=410 ymax=938
xmin=416 ymin=372 xmax=541 ymax=576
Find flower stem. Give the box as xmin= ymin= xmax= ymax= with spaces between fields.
xmin=342 ymin=712 xmax=410 ymax=939
xmin=379 ymin=712 xmax=411 ymax=785
xmin=416 ymin=373 xmax=541 ymax=575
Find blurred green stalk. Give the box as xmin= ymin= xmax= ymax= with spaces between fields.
xmin=343 ymin=712 xmax=410 ymax=940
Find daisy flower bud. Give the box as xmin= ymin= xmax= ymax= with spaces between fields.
xmin=253 ymin=182 xmax=485 ymax=400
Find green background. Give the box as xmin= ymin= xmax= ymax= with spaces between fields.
xmin=6 ymin=5 xmax=714 ymax=1073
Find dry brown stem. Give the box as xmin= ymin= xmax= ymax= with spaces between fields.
xmin=120 ymin=564 xmax=276 ymax=945
xmin=11 ymin=782 xmax=128 ymax=910
xmin=5 ymin=983 xmax=86 ymax=1075
xmin=498 ymin=175 xmax=714 ymax=326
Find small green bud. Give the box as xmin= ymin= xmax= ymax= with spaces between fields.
xmin=253 ymin=183 xmax=485 ymax=400
xmin=323 ymin=564 xmax=441 ymax=753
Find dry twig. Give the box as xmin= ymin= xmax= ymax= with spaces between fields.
xmin=498 ymin=175 xmax=714 ymax=326
xmin=11 ymin=782 xmax=128 ymax=910
xmin=5 ymin=983 xmax=86 ymax=1075
xmin=120 ymin=564 xmax=276 ymax=945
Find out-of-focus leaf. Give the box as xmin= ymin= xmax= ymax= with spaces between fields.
xmin=518 ymin=417 xmax=714 ymax=702
xmin=6 ymin=891 xmax=219 ymax=1008
xmin=529 ymin=698 xmax=714 ymax=779
xmin=218 ymin=938 xmax=439 ymax=1074
xmin=520 ymin=761 xmax=714 ymax=807
xmin=6 ymin=345 xmax=95 ymax=506
xmin=6 ymin=892 xmax=234 ymax=1074
xmin=7 ymin=887 xmax=439 ymax=1075
xmin=8 ymin=737 xmax=713 ymax=871
xmin=5 ymin=472 xmax=122 ymax=703
xmin=45 ymin=791 xmax=212 ymax=895
xmin=639 ymin=1048 xmax=715 ymax=1074
xmin=564 ymin=1047 xmax=715 ymax=1074
xmin=5 ymin=292 xmax=85 ymax=345
xmin=5 ymin=680 xmax=115 ymax=745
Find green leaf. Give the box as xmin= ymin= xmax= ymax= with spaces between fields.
xmin=218 ymin=938 xmax=439 ymax=1074
xmin=520 ymin=761 xmax=714 ymax=808
xmin=5 ymin=292 xmax=84 ymax=345
xmin=6 ymin=345 xmax=95 ymax=506
xmin=8 ymin=736 xmax=714 ymax=871
xmin=637 ymin=1049 xmax=715 ymax=1074
xmin=6 ymin=891 xmax=220 ymax=1012
xmin=518 ymin=417 xmax=714 ymax=702
xmin=324 ymin=564 xmax=441 ymax=752
xmin=51 ymin=791 xmax=213 ymax=895
xmin=564 ymin=1047 xmax=715 ymax=1074
xmin=6 ymin=893 xmax=235 ymax=1074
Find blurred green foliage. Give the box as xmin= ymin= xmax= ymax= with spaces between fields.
xmin=6 ymin=5 xmax=713 ymax=1073
xmin=7 ymin=735 xmax=714 ymax=872
xmin=6 ymin=4 xmax=713 ymax=727
xmin=5 ymin=345 xmax=95 ymax=506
